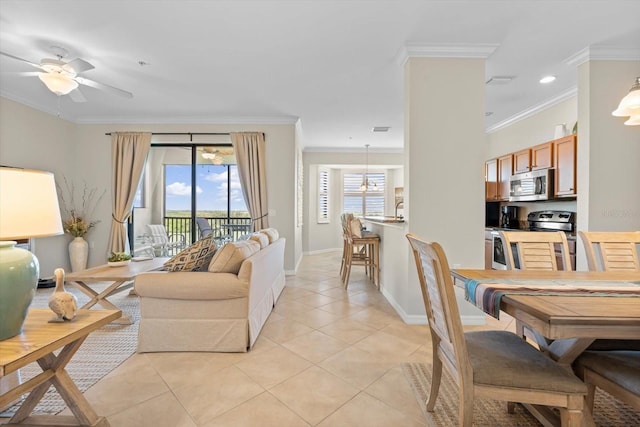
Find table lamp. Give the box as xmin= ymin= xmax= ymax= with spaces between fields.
xmin=0 ymin=166 xmax=63 ymax=340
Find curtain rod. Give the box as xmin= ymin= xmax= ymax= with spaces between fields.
xmin=104 ymin=132 xmax=265 ymax=137
xmin=104 ymin=132 xmax=231 ymax=136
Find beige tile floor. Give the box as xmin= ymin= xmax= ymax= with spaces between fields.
xmin=4 ymin=251 xmax=515 ymax=427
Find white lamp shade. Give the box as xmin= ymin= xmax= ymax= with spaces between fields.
xmin=612 ymin=77 xmax=640 ymax=117
xmin=38 ymin=73 xmax=79 ymax=95
xmin=624 ymin=114 xmax=640 ymax=126
xmin=0 ymin=167 xmax=64 ymax=240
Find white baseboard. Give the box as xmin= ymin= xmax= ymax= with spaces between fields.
xmin=381 ymin=287 xmax=486 ymax=326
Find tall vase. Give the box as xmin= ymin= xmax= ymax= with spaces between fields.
xmin=69 ymin=236 xmax=89 ymax=272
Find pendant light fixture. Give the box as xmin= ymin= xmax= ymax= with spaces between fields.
xmin=612 ymin=77 xmax=640 ymax=126
xmin=359 ymin=144 xmax=378 ymax=192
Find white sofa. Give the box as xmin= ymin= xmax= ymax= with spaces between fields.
xmin=134 ymin=236 xmax=286 ymax=352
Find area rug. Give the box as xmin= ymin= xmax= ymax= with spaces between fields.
xmin=403 ymin=362 xmax=640 ymax=427
xmin=1 ymin=282 xmax=139 ymax=416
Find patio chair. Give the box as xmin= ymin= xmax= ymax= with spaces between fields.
xmin=406 ymin=233 xmax=587 ymax=427
xmin=145 ymin=224 xmax=186 ymax=256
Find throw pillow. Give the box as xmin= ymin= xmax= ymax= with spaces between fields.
xmin=208 ymin=240 xmax=261 ymax=274
xmin=259 ymin=228 xmax=279 ymax=243
xmin=163 ymin=235 xmax=218 ymax=272
xmin=249 ymin=232 xmax=269 ymax=249
xmin=350 ymin=219 xmax=362 ymax=238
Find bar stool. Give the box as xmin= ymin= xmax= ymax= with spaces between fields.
xmin=341 ymin=215 xmax=380 ymax=289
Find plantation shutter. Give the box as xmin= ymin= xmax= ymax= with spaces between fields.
xmin=318 ymin=167 xmax=330 ymax=223
xmin=342 ymin=171 xmax=385 ymax=216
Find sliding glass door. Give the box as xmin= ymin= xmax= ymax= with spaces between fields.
xmin=131 ymin=141 xmax=249 ymax=256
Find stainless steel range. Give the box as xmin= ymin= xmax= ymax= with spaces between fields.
xmin=527 ymin=210 xmax=575 ymax=232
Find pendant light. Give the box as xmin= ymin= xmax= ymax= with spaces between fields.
xmin=612 ymin=77 xmax=640 ymax=126
xmin=359 ymin=144 xmax=379 ymax=192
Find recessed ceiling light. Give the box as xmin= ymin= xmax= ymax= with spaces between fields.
xmin=539 ymin=75 xmax=556 ymax=84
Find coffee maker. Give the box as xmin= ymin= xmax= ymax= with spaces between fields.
xmin=500 ymin=206 xmax=519 ymax=229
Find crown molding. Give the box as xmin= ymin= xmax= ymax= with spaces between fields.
xmin=304 ymin=146 xmax=403 ymax=154
xmin=486 ymin=86 xmax=577 ymax=134
xmin=0 ymin=91 xmax=76 ymax=122
xmin=564 ymin=46 xmax=640 ymax=67
xmin=74 ymin=115 xmax=299 ymax=125
xmin=399 ymin=43 xmax=499 ymax=65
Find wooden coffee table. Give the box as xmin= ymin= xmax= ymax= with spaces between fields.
xmin=0 ymin=309 xmax=121 ymax=427
xmin=65 ymin=257 xmax=169 ymax=325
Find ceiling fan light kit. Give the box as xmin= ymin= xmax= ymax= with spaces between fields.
xmin=38 ymin=72 xmax=78 ymax=95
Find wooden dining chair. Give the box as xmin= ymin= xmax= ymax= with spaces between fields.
xmin=499 ymin=230 xmax=572 ymax=271
xmin=406 ymin=233 xmax=587 ymax=427
xmin=578 ymin=231 xmax=640 ymax=272
xmin=341 ymin=214 xmax=380 ymax=289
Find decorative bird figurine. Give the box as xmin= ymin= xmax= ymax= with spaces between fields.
xmin=48 ymin=268 xmax=78 ymax=322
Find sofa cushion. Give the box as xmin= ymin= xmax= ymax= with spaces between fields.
xmin=208 ymin=240 xmax=261 ymax=274
xmin=259 ymin=228 xmax=279 ymax=243
xmin=249 ymin=232 xmax=269 ymax=248
xmin=163 ymin=235 xmax=217 ymax=272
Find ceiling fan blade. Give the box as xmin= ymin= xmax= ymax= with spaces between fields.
xmin=1 ymin=71 xmax=41 ymax=77
xmin=75 ymin=76 xmax=133 ymax=98
xmin=68 ymin=87 xmax=87 ymax=103
xmin=63 ymin=58 xmax=94 ymax=74
xmin=0 ymin=51 xmax=45 ymax=71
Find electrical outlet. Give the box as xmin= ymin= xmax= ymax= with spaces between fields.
xmin=89 ymin=241 xmax=95 ymax=249
xmin=268 ymin=209 xmax=276 ymax=216
xmin=453 ymin=263 xmax=461 ymax=269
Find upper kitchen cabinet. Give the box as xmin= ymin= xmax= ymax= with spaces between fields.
xmin=497 ymin=154 xmax=513 ymax=201
xmin=513 ymin=148 xmax=532 ymax=173
xmin=554 ymin=135 xmax=577 ymax=197
xmin=485 ymin=158 xmax=498 ymax=201
xmin=531 ymin=141 xmax=553 ymax=170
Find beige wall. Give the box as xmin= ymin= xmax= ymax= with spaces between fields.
xmin=487 ymin=98 xmax=578 ymax=159
xmin=302 ymin=151 xmax=403 ymax=253
xmin=0 ymin=97 xmax=77 ymax=276
xmin=0 ymin=97 xmax=299 ymax=273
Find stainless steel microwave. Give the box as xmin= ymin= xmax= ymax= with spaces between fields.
xmin=509 ymin=168 xmax=554 ymax=202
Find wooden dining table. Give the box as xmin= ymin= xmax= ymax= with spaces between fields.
xmin=451 ymin=269 xmax=640 ymax=427
xmin=451 ymin=269 xmax=640 ymax=365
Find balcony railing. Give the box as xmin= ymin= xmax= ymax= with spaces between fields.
xmin=164 ymin=216 xmax=252 ymax=244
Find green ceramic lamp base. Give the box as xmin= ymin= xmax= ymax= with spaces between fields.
xmin=0 ymin=241 xmax=40 ymax=340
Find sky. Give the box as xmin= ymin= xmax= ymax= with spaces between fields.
xmin=164 ymin=164 xmax=247 ymax=212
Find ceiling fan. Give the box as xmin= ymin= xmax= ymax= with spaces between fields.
xmin=0 ymin=46 xmax=133 ymax=102
xmin=201 ymin=147 xmax=235 ymax=165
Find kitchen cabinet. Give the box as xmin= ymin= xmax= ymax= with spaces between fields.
xmin=497 ymin=154 xmax=513 ymax=201
xmin=554 ymin=135 xmax=577 ymax=197
xmin=513 ymin=148 xmax=531 ymax=173
xmin=485 ymin=159 xmax=498 ymax=201
xmin=531 ymin=142 xmax=553 ymax=170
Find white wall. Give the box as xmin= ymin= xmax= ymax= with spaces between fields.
xmin=0 ymin=97 xmax=300 ymax=273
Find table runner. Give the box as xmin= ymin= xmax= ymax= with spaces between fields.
xmin=464 ymin=278 xmax=640 ymax=319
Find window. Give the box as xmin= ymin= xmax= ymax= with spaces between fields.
xmin=317 ymin=167 xmax=330 ymax=223
xmin=343 ymin=171 xmax=385 ymax=216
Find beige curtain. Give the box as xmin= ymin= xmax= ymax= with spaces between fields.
xmin=231 ymin=132 xmax=269 ymax=231
xmin=108 ymin=132 xmax=152 ymax=253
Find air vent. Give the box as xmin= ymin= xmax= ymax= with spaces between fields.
xmin=486 ymin=76 xmax=515 ymax=85
xmin=372 ymin=126 xmax=390 ymax=132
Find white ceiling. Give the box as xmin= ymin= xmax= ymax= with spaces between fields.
xmin=1 ymin=1 xmax=639 ymax=151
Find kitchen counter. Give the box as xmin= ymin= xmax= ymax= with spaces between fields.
xmin=363 ymin=216 xmax=405 ymax=224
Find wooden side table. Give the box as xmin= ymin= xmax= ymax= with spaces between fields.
xmin=0 ymin=309 xmax=121 ymax=426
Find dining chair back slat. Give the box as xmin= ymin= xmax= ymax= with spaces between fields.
xmin=499 ymin=231 xmax=572 ymax=271
xmin=578 ymin=231 xmax=640 ymax=272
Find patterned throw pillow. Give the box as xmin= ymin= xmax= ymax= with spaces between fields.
xmin=163 ymin=235 xmax=218 ymax=272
